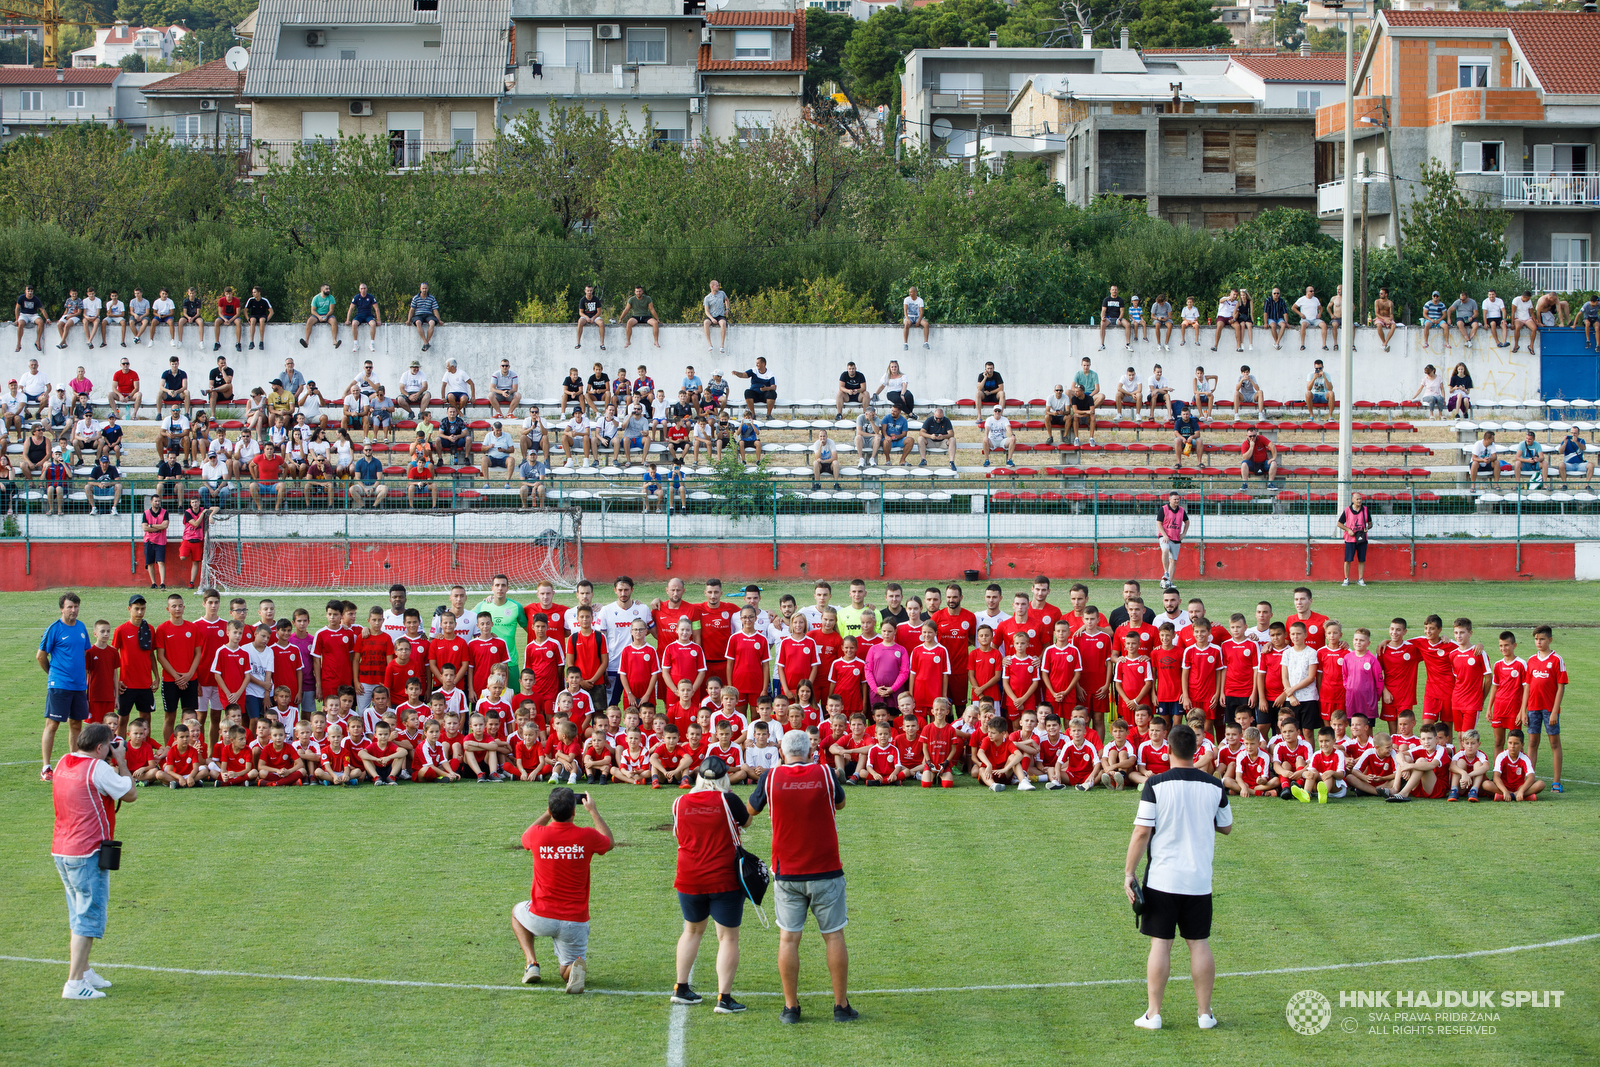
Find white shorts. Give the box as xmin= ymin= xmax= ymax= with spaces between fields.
xmin=18 ymin=313 xmax=39 ymax=325
xmin=513 ymin=899 xmax=590 ymax=965
xmin=1160 ymin=537 xmax=1183 ymax=560
xmin=357 ymin=681 xmax=377 ymax=711
xmin=198 ymin=685 xmax=222 ymax=715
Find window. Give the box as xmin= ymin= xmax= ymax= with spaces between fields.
xmin=537 ymin=28 xmax=592 ymax=72
xmin=1552 ymin=234 xmax=1591 ymax=264
xmin=734 ymin=109 xmax=772 ymax=142
xmin=300 ymin=110 xmax=340 ymax=143
xmin=1162 ymin=129 xmax=1187 ymax=155
xmin=1459 ymin=140 xmax=1503 ymax=174
xmin=450 ymin=110 xmax=476 ymax=163
xmin=20 ymin=90 xmax=41 ymax=110
xmin=938 ymin=72 xmax=982 ymax=93
xmin=1296 ymin=89 xmax=1322 ymax=110
xmin=734 ymin=30 xmax=772 ymax=60
xmin=1202 ymin=130 xmax=1256 ymax=190
xmin=388 ymin=110 xmax=424 ymax=166
xmin=176 ymin=114 xmax=200 ymax=141
xmin=1458 ymin=57 xmax=1490 ymax=88
xmin=66 ymin=90 xmax=85 ymax=108
xmin=340 ymin=49 xmax=356 ymax=60
xmin=650 ymin=111 xmax=688 ymax=144
xmin=627 ymin=28 xmax=666 ymax=64
xmin=1513 ymin=62 xmax=1527 ymax=88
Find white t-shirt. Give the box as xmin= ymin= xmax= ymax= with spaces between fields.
xmin=382 ymin=609 xmax=408 ymax=642
xmin=443 ymin=369 xmax=470 ymax=395
xmin=1293 ymin=296 xmax=1322 ymax=321
xmin=81 ymin=296 xmax=102 ymax=317
xmin=200 ymin=458 xmax=228 ymax=486
xmin=1154 ymin=609 xmax=1191 ymax=631
xmin=1217 ymin=298 xmax=1237 ymax=320
xmin=903 ymin=296 xmax=925 ymax=322
xmin=1280 ymin=645 xmax=1319 ymax=701
xmin=105 ymin=300 xmax=125 ymax=320
xmin=880 ymin=371 xmax=910 ymax=394
xmin=1116 ymin=375 xmax=1140 ymax=397
xmin=1146 ymin=374 xmax=1169 ymax=394
xmin=1133 ymin=768 xmax=1232 ymax=895
xmin=1181 ymin=305 xmax=1200 ymax=323
xmin=245 ymin=644 xmax=276 ymax=699
xmin=18 ymin=371 xmax=48 ymax=397
xmin=745 ymin=743 xmax=781 ymax=771
xmin=301 ymin=393 xmax=323 ymax=422
xmin=597 ymin=601 xmax=654 ymax=671
xmin=984 ymin=414 xmax=1010 ymax=444
xmin=400 ymin=371 xmax=427 ymax=394
xmin=1483 ymin=296 xmax=1506 ymax=319
xmin=1512 ymin=296 xmax=1534 ymax=321
xmin=152 ymin=297 xmax=175 ymax=317
xmin=974 ymin=609 xmax=1008 ymax=634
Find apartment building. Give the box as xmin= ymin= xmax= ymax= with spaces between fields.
xmin=142 ymin=57 xmax=250 ymax=149
xmin=0 ymin=68 xmax=125 ymax=142
xmin=1317 ymin=10 xmax=1600 ymax=290
xmin=70 ymin=21 xmax=187 ymax=68
xmin=242 ymin=0 xmax=513 ymax=170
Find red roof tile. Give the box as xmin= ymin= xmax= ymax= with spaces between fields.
xmin=0 ymin=68 xmax=119 ymax=85
xmin=1383 ymin=11 xmax=1600 ymax=95
xmin=699 ymin=9 xmax=806 ymax=72
xmin=142 ymin=57 xmax=244 ymax=95
xmin=1141 ymin=47 xmax=1282 ymax=55
xmin=705 ymin=10 xmax=795 ymax=26
xmin=1231 ymin=54 xmax=1347 ymax=83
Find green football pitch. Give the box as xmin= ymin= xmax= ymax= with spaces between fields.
xmin=1 ymin=580 xmax=1596 ymax=1067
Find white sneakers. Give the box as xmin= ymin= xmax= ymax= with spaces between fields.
xmin=565 ymin=958 xmax=586 ymax=994
xmin=1017 ymin=779 xmax=1036 ymax=791
xmin=1199 ymin=1013 xmax=1218 ymax=1029
xmin=82 ymin=969 xmax=111 ymax=989
xmin=62 ymin=980 xmax=105 ymax=1000
xmin=1134 ymin=1012 xmax=1162 ymax=1030
xmin=522 ymin=963 xmax=541 ymax=984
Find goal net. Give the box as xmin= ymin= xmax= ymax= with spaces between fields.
xmin=200 ymin=509 xmax=582 ymax=594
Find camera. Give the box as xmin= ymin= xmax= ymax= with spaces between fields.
xmin=575 ymin=792 xmax=588 ymax=802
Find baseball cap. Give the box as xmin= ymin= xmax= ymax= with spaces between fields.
xmin=409 ymin=359 xmax=421 ymax=367
xmin=270 ymin=377 xmax=283 ymax=386
xmin=128 ymin=594 xmax=146 ymax=606
xmin=698 ymin=755 xmax=729 ymax=780
xmin=6 ymin=378 xmax=14 ymax=385
xmin=1432 ymin=291 xmax=1441 ymax=298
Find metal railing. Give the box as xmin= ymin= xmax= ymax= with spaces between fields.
xmin=928 ymin=90 xmax=1017 ymax=112
xmin=1518 ymin=261 xmax=1600 ymax=292
xmin=3 ymin=475 xmax=1588 ymax=578
xmin=250 ymin=138 xmax=488 ymax=171
xmin=1501 ymin=171 xmax=1600 ymax=206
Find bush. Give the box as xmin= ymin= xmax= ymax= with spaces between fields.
xmin=1090 ymin=222 xmax=1246 ymax=305
xmin=729 ymin=276 xmax=881 ymax=324
xmin=901 ymin=234 xmax=1107 ymax=325
xmin=1223 ymin=244 xmax=1343 ymax=313
xmin=516 ymin=287 xmax=573 ymax=324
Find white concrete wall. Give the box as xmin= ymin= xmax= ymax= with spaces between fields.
xmin=15 ymin=322 xmax=1542 ymax=409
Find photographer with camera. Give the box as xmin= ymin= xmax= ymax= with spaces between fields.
xmin=512 ymin=787 xmax=613 ymax=994
xmin=51 ymin=723 xmax=135 ymax=1000
xmin=1337 ymin=491 xmax=1373 ymax=587
xmin=670 ymin=756 xmax=752 ymax=1014
xmin=1124 ymin=723 xmax=1231 ymax=1032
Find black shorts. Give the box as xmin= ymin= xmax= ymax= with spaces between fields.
xmin=705 ymin=314 xmax=727 ymax=324
xmin=162 ymin=679 xmax=199 ymax=716
xmin=1139 ymin=886 xmax=1213 ymax=941
xmin=1255 ymin=707 xmax=1278 ymax=730
xmin=487 ymin=455 xmax=509 ymax=468
xmin=118 ymin=687 xmax=155 ymax=717
xmin=1223 ymin=695 xmax=1252 ymax=718
xmin=1293 ymin=699 xmax=1323 ymax=732
xmin=247 ymin=313 xmax=267 ymax=322
xmin=1047 ymin=412 xmax=1066 ymax=427
xmin=678 ymin=888 xmax=745 ymax=928
xmin=1244 ymin=459 xmax=1271 ymax=476
xmin=144 ymin=542 xmax=167 ymax=565
xmin=354 ymin=313 xmax=375 ymax=324
xmin=1344 ymin=541 xmax=1368 ymax=562
xmin=979 ymin=391 xmax=1001 ymax=405
xmin=744 ymin=388 xmax=774 ymax=401
xmin=627 ymin=316 xmax=651 ymax=326
xmin=413 ymin=314 xmax=437 ymax=324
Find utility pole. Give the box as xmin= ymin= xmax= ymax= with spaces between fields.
xmin=1330 ymin=0 xmax=1357 ymax=516
xmin=1360 ymin=152 xmax=1369 ymax=322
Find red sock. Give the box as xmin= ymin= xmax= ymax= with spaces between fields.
xmin=941 ymin=779 xmax=954 ymax=788
xmin=920 ymin=779 xmax=932 ymax=788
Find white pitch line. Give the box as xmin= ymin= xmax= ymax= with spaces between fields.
xmin=4 ymin=932 xmax=1596 ymax=1000
xmin=666 ymin=964 xmax=694 ymax=1067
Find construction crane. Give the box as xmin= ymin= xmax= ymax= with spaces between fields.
xmin=0 ymin=0 xmax=102 ymax=69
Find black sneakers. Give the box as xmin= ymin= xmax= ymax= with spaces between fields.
xmin=780 ymin=1005 xmax=802 ymax=1025
xmin=715 ymin=994 xmax=746 ymax=1014
xmin=833 ymin=1003 xmax=860 ymax=1022
xmin=670 ymin=984 xmax=703 ymax=1005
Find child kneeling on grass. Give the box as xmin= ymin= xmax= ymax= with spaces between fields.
xmin=1490 ymin=729 xmax=1546 ymax=801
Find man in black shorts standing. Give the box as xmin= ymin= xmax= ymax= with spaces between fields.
xmin=835 ymin=362 xmax=867 ymax=417
xmin=575 ymin=285 xmax=606 ymax=351
xmin=244 ymin=286 xmax=273 ymax=351
xmin=734 ymin=358 xmax=777 ymax=419
xmin=622 ymin=286 xmax=660 ymax=349
xmin=347 ymin=282 xmax=382 ymax=353
xmin=976 ymin=361 xmax=1006 ymax=411
xmin=1125 ymin=724 xmax=1231 ymax=1031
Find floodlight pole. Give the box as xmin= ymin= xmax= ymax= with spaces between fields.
xmin=1336 ymin=2 xmax=1358 ymax=515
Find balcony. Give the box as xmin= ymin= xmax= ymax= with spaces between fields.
xmin=1502 ymin=172 xmax=1600 ymax=207
xmin=513 ymin=63 xmax=698 ymax=97
xmin=1519 ymin=261 xmax=1600 ymax=292
xmin=963 ymin=123 xmax=1065 ymax=161
xmin=929 ymin=90 xmax=1015 ymax=112
xmin=251 ymin=139 xmax=488 ymax=171
xmin=1316 ymin=177 xmax=1391 ymax=216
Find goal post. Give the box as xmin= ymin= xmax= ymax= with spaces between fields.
xmin=200 ymin=508 xmax=583 ymax=594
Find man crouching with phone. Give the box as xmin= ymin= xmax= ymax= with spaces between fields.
xmin=513 ymin=787 xmax=613 ymax=993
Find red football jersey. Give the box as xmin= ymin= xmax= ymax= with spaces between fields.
xmin=384 ymin=658 xmax=426 ymax=700
xmin=1310 ymin=749 xmax=1344 ymax=776
xmin=1495 ymin=750 xmax=1533 ymax=791
xmin=1259 ymin=647 xmax=1286 ymax=702
xmin=154 ymin=619 xmax=203 ymax=683
xmin=975 ymin=734 xmax=1015 ymax=769
xmin=694 ymin=601 xmax=737 ymax=663
xmin=1151 ymin=645 xmax=1184 ymax=704
xmin=524 ymin=601 xmax=570 ymax=646
xmin=355 ymin=632 xmax=394 ymax=685
xmin=1270 ymin=737 xmax=1311 ymax=772
xmin=652 ymin=601 xmax=699 ymax=644
xmin=892 ymin=733 xmax=921 ymax=767
xmin=921 ymin=723 xmax=956 ymax=767
xmin=511 ymin=736 xmax=544 ymax=770
xmin=1114 ymin=656 xmax=1153 ymax=707
xmin=994 ymin=616 xmax=1041 ymax=660
xmin=618 ymin=643 xmax=660 ymax=701
xmin=725 ymin=632 xmax=770 ymax=699
xmin=1041 ymin=644 xmax=1081 ymax=701
xmin=1354 ymin=749 xmax=1394 ymax=782
xmin=1525 ymin=651 xmax=1568 ymax=710
xmin=1003 ymin=654 xmax=1040 ymax=714
xmin=86 ymin=646 xmax=117 ymax=704
xmin=431 ymin=635 xmax=470 ymax=679
xmin=192 ymin=617 xmax=229 ymax=688
xmin=258 ymin=741 xmax=300 ymax=771
xmin=1137 ymin=740 xmax=1171 ymax=774
xmin=1071 ymin=630 xmax=1115 ymax=692
xmin=210 ymin=644 xmax=251 ymax=698
xmin=311 ymin=626 xmax=356 ymax=690
xmin=1449 ymin=645 xmax=1488 ymax=710
xmin=865 ymin=743 xmax=900 ymax=777
xmin=271 ymin=642 xmax=305 ymax=695
xmin=909 ymin=643 xmax=950 ymax=708
xmin=932 ymin=608 xmax=977 ymax=676
xmin=124 ymin=739 xmax=155 ymax=773
xmin=1316 ymin=645 xmax=1348 ymax=709
xmin=1234 ymin=751 xmax=1269 ymax=787
xmin=1183 ymin=644 xmax=1222 ymax=707
xmin=1417 ymin=638 xmax=1456 ymax=696
xmin=1492 ymin=657 xmax=1528 ymax=720
xmin=111 ymin=622 xmax=157 ymax=690
xmin=1112 ymin=622 xmax=1159 ymax=657
xmin=1062 ymin=737 xmax=1098 ymax=779
xmin=163 ymin=743 xmax=199 ymax=776
xmin=1288 ymin=611 xmax=1330 ymax=649
xmin=215 ymin=742 xmax=252 ymax=775
xmin=828 ymin=657 xmax=867 ymax=715
xmin=1379 ymin=640 xmax=1420 ymax=710
xmin=969 ymin=647 xmax=1003 ymax=703
xmin=1025 ymin=601 xmax=1061 ymax=651
xmin=660 ymin=640 xmax=707 ymax=692
xmin=775 ymin=635 xmax=820 ymax=692
xmin=811 ymin=630 xmax=844 ymax=699
xmin=522 ymin=636 xmax=565 ymax=700
xmin=466 ymin=636 xmax=510 ymax=693
xmin=1220 ymin=639 xmax=1259 ymax=699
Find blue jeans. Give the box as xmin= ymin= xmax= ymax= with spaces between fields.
xmin=55 ymin=852 xmax=110 ymax=939
xmin=199 ymin=484 xmax=232 ymax=508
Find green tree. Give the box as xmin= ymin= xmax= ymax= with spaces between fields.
xmin=1126 ymin=0 xmax=1232 ymax=48
xmin=842 ymin=6 xmax=919 ymax=106
xmin=804 ymin=9 xmax=857 ymax=102
xmin=1221 ymin=243 xmax=1342 ymax=310
xmin=902 ymin=233 xmax=1107 ymax=324
xmin=1402 ymin=157 xmax=1510 ymax=284
xmin=1226 ymin=207 xmax=1335 ymax=256
xmin=118 ymin=52 xmax=145 ymax=71
xmin=493 ymin=106 xmax=634 ymax=231
xmin=1303 ymin=22 xmax=1368 ymax=52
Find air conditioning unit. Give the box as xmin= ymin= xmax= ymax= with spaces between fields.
xmin=596 ymin=23 xmax=621 ymax=39
xmin=350 ymin=100 xmax=373 ymax=116
xmin=700 ymin=26 xmax=712 ymax=44
xmin=306 ymin=30 xmax=327 ymax=47
xmin=199 ymin=99 xmax=217 ymax=111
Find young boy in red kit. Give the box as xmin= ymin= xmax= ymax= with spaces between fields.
xmin=893 ymin=717 xmax=926 ymax=781
xmin=1223 ymin=727 xmax=1274 ymax=797
xmin=909 ymin=623 xmax=950 ymax=717
xmin=416 ymin=719 xmax=464 ymax=782
xmin=1041 ymin=620 xmax=1082 ymax=718
xmin=1387 ymin=722 xmax=1453 ymax=802
xmin=1489 ymin=631 xmax=1528 ymax=758
xmin=1071 ymin=608 xmax=1115 ymax=729
xmin=1490 ymin=729 xmax=1545 ymax=801
xmin=159 ymin=723 xmax=203 ymax=787
xmin=1181 ymin=619 xmax=1223 ymax=726
xmin=831 ymin=715 xmax=872 ymax=783
xmin=578 ymin=717 xmax=612 ymax=784
xmin=1057 ymin=715 xmax=1101 ymax=792
xmin=1417 ymin=614 xmax=1455 ymax=728
xmin=612 ymin=727 xmax=653 ymax=785
xmin=1269 ymin=717 xmax=1311 ymax=800
xmin=920 ymin=698 xmax=958 ymax=788
xmin=1130 ymin=717 xmax=1170 ymax=786
xmin=1007 ymin=709 xmax=1041 ymax=790
xmin=1348 ymin=733 xmax=1396 ymax=797
xmin=1112 ymin=631 xmax=1153 ymax=727
xmin=360 ymin=720 xmax=407 ymax=785
xmin=1449 ymin=729 xmax=1490 ymax=802
xmin=257 ymin=722 xmax=305 ymax=785
xmin=974 ymin=715 xmax=1026 ymax=793
xmin=1002 ymin=632 xmax=1040 ymax=724
xmin=864 ymin=722 xmax=908 ymax=785
xmin=969 ymin=625 xmax=1003 ymax=710
xmin=650 ymin=723 xmax=691 ymax=787
xmin=828 ymin=636 xmax=868 ymax=717
xmin=522 ymin=614 xmax=565 ymax=717
xmin=466 ymin=612 xmax=509 ymax=700
xmin=1290 ymin=726 xmax=1346 ymax=803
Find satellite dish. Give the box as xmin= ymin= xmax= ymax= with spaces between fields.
xmin=224 ymin=46 xmax=250 ymax=72
xmin=931 ymin=117 xmax=953 ymax=139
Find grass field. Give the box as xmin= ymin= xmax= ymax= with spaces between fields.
xmin=1 ymin=579 xmax=1597 ymax=1067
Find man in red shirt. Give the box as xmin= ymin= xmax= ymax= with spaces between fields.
xmin=111 ymin=596 xmax=158 ymax=724
xmin=524 ymin=581 xmax=571 ymax=648
xmin=695 ymin=579 xmax=736 ymax=685
xmin=652 ymin=577 xmax=700 ymax=644
xmin=154 ymin=592 xmax=203 ymax=742
xmin=1288 ymin=587 xmax=1329 ymax=650
xmin=1024 ymin=576 xmax=1060 ymax=645
xmin=932 ymin=583 xmax=976 ymax=711
xmin=513 ymin=788 xmax=614 ymax=993
xmin=1238 ymin=428 xmax=1278 ymax=492
xmin=1447 ymin=619 xmax=1490 ymax=740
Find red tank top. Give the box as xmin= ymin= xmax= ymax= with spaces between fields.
xmin=672 ymin=790 xmax=741 ymax=895
xmin=51 ymin=752 xmax=118 ymax=856
xmin=764 ymin=762 xmax=841 ymax=880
